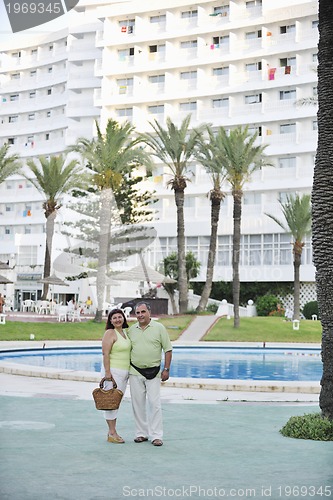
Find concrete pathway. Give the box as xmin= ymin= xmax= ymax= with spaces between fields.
xmin=175 ymin=315 xmax=219 ymax=342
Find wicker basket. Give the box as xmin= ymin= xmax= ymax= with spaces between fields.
xmin=92 ymin=376 xmax=123 ymax=410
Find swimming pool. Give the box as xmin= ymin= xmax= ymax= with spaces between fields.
xmin=0 ymin=346 xmax=322 ymax=382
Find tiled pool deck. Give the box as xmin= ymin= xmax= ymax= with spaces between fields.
xmin=1 ymin=341 xmax=331 ymax=500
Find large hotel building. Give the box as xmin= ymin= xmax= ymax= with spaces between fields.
xmin=0 ymin=0 xmax=318 ymax=309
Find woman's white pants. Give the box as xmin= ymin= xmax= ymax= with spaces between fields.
xmin=100 ymin=367 xmax=129 ymax=421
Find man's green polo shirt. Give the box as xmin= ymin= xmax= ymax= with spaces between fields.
xmin=128 ymin=320 xmax=172 ymax=375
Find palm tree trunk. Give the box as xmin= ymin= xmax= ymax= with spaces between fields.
xmin=95 ymin=188 xmax=112 ymax=323
xmin=312 ymin=0 xmax=333 ymax=420
xmin=174 ymin=188 xmax=188 ymax=313
xmin=42 ymin=212 xmax=56 ymax=299
xmin=197 ymin=196 xmax=221 ymax=312
xmin=232 ymin=191 xmax=242 ymax=328
xmin=293 ymin=250 xmax=301 ymax=320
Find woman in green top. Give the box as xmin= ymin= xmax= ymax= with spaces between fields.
xmin=101 ymin=308 xmax=131 ymax=443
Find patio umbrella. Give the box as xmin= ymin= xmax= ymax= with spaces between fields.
xmin=111 ymin=264 xmax=176 ymax=284
xmin=0 ymin=274 xmax=13 ymax=284
xmin=38 ymin=273 xmax=69 ymax=302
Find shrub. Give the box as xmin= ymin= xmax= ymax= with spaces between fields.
xmin=256 ymin=295 xmax=280 ymax=316
xmin=302 ymin=301 xmax=320 ymax=320
xmin=280 ymin=413 xmax=333 ymax=441
xmin=206 ymin=303 xmax=218 ymax=314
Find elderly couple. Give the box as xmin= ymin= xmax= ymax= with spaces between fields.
xmin=101 ymin=301 xmax=172 ymax=447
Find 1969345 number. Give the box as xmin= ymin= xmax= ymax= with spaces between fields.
xmin=6 ymin=3 xmax=62 ymax=14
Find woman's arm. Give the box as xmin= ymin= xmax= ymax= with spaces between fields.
xmin=101 ymin=329 xmax=116 ymax=378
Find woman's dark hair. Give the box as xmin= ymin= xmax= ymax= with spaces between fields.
xmin=106 ymin=308 xmax=129 ymax=330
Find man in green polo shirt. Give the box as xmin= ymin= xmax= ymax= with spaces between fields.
xmin=128 ymin=301 xmax=172 ymax=447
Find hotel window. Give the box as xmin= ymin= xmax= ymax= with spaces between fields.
xmin=8 ymin=138 xmax=16 ymax=145
xmin=5 ymin=227 xmax=11 ymax=235
xmin=47 ymin=89 xmax=52 ymax=95
xmin=180 ymin=70 xmax=197 ymax=80
xmin=212 ymin=98 xmax=229 ymax=108
xmin=280 ymin=24 xmax=295 ymax=34
xmin=279 ymin=89 xmax=296 ymax=100
xmin=117 ymin=77 xmax=133 ymax=93
xmin=213 ymin=66 xmax=229 ymax=76
xmin=181 ymin=9 xmax=197 ymax=18
xmin=279 ymin=233 xmax=292 ymax=265
xmin=280 ymin=123 xmax=296 ymax=134
xmin=180 ymin=40 xmax=197 ymax=48
xmin=312 ymin=53 xmax=318 ymax=63
xmin=148 ymin=74 xmax=165 ymax=83
xmin=28 ymin=113 xmax=35 ymax=120
xmin=5 ymin=205 xmax=13 ymax=212
xmin=148 ymin=104 xmax=164 ymax=114
xmin=46 ymin=111 xmax=51 ymax=118
xmin=312 ymin=20 xmax=319 ymax=29
xmin=212 ymin=35 xmax=229 ymax=45
xmin=242 ymin=235 xmax=262 ymax=266
xmin=246 ymin=61 xmax=262 ymax=71
xmin=30 ymin=70 xmax=37 ymax=77
xmin=280 ymin=57 xmax=296 ymax=67
xmin=313 ymin=120 xmax=318 ymax=131
xmin=29 ymin=91 xmax=36 ymax=99
xmin=313 ymin=86 xmax=318 ymax=96
xmin=31 ymin=48 xmax=37 ymax=55
xmin=116 ymin=107 xmax=133 ymax=117
xmin=48 ymin=67 xmax=53 ymax=73
xmin=245 ymin=93 xmax=262 ymax=104
xmin=245 ymin=30 xmax=262 ymax=39
xmin=49 ymin=44 xmax=53 ymax=51
xmin=119 ymin=19 xmax=135 ymax=34
xmin=217 ymin=235 xmax=231 ymax=266
xmin=150 ymin=14 xmax=166 ymax=23
xmin=10 ymin=94 xmax=19 ymax=101
xmin=213 ymin=5 xmax=229 ymax=16
xmin=179 ymin=102 xmax=197 ymax=111
xmin=278 ymin=157 xmax=296 ymax=168
xmin=149 ymin=44 xmax=165 ymax=53
xmin=12 ymin=51 xmax=21 ymax=58
xmin=248 ymin=126 xmax=262 ymax=136
xmin=9 ymin=115 xmax=18 ymax=123
xmin=11 ymin=73 xmax=20 ymax=80
xmin=246 ymin=0 xmax=262 ymax=6
xmin=243 ymin=192 xmax=261 ymax=205
xmin=45 ymin=133 xmax=50 ymax=140
xmin=118 ymin=47 xmax=134 ymax=59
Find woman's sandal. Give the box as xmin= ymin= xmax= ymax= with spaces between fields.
xmin=107 ymin=434 xmax=125 ymax=444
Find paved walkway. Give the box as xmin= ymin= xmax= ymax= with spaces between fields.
xmin=175 ymin=315 xmax=219 ymax=342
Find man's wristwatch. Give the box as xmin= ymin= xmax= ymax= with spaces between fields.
xmin=163 ymin=368 xmax=169 ymax=372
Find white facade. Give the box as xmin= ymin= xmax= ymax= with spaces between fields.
xmin=0 ymin=0 xmax=318 ymax=306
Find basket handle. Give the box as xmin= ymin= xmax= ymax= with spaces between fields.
xmin=100 ymin=376 xmax=117 ymax=389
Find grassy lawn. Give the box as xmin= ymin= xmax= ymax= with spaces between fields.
xmin=0 ymin=315 xmax=193 ymax=342
xmin=205 ymin=316 xmax=322 ymax=343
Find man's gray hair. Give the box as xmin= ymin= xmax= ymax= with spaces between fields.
xmin=135 ymin=301 xmax=151 ymax=312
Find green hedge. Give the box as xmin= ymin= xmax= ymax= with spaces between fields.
xmin=280 ymin=413 xmax=333 ymax=441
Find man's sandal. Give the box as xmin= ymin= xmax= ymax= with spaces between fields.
xmin=152 ymin=439 xmax=163 ymax=446
xmin=134 ymin=436 xmax=148 ymax=443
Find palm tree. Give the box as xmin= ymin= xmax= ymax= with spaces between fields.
xmin=219 ymin=126 xmax=271 ymax=328
xmin=71 ymin=119 xmax=152 ymax=322
xmin=265 ymin=194 xmax=311 ymax=320
xmin=312 ymin=0 xmax=333 ymax=419
xmin=194 ymin=126 xmax=227 ymax=312
xmin=140 ymin=114 xmax=204 ymax=313
xmin=25 ymin=155 xmax=85 ymax=299
xmin=0 ymin=144 xmax=21 ymax=184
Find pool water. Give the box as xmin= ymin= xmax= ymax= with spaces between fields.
xmin=0 ymin=347 xmax=322 ymax=382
